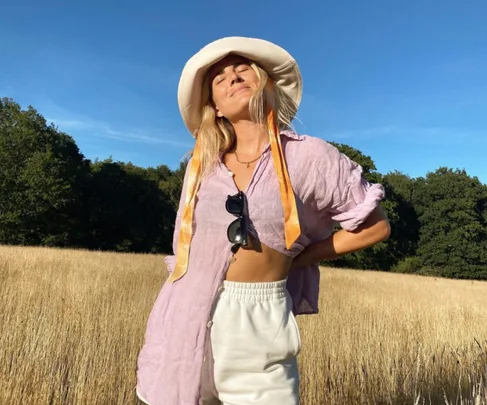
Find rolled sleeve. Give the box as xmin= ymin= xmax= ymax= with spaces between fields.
xmin=330 ymin=174 xmax=385 ymax=230
xmin=313 ymin=140 xmax=385 ymax=230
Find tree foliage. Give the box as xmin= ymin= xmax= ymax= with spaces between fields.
xmin=1 ymin=97 xmax=486 ymax=280
xmin=0 ymin=98 xmax=89 ymax=246
xmin=81 ymin=160 xmax=175 ymax=253
xmin=412 ymin=168 xmax=487 ymax=279
xmin=0 ymin=98 xmax=182 ymax=253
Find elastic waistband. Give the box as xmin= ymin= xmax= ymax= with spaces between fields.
xmin=220 ymin=279 xmax=288 ymax=302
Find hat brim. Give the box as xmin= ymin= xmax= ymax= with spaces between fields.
xmin=177 ymin=36 xmax=302 ymax=137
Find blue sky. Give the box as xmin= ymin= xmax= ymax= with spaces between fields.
xmin=1 ymin=0 xmax=486 ymax=183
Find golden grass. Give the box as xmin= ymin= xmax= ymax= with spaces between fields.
xmin=1 ymin=245 xmax=486 ymax=405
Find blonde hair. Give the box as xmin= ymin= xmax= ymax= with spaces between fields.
xmin=194 ymin=61 xmax=298 ymax=177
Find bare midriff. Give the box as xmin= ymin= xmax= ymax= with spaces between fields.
xmin=225 ymin=235 xmax=293 ymax=282
xmin=222 ymin=152 xmax=293 ymax=282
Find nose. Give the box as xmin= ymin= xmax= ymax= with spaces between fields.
xmin=230 ymin=71 xmax=244 ymax=85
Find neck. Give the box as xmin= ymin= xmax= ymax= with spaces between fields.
xmin=231 ymin=119 xmax=268 ymax=156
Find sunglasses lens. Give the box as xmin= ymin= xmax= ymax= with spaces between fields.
xmin=227 ymin=219 xmax=243 ymax=243
xmin=226 ymin=196 xmax=242 ymax=215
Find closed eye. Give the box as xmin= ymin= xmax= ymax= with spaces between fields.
xmin=213 ymin=64 xmax=249 ymax=85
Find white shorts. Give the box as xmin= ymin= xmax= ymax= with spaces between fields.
xmin=201 ymin=279 xmax=301 ymax=405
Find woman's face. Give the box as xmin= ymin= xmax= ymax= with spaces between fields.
xmin=208 ymin=55 xmax=261 ymax=121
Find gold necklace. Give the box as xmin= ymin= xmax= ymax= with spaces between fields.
xmin=234 ymin=151 xmax=263 ymax=168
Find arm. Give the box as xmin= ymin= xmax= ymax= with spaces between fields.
xmin=293 ymin=205 xmax=390 ymax=267
xmin=293 ymin=138 xmax=390 ymax=268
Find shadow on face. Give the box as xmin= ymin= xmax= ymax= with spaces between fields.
xmin=208 ymin=54 xmax=261 ymax=122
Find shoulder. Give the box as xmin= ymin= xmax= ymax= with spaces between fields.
xmin=280 ymin=130 xmax=344 ymax=167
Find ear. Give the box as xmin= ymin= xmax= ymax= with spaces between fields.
xmin=215 ymin=106 xmax=224 ymax=117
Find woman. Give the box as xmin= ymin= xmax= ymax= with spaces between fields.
xmin=136 ymin=37 xmax=390 ymax=405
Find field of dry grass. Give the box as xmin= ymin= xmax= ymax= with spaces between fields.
xmin=1 ymin=245 xmax=486 ymax=405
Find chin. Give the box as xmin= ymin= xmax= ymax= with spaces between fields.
xmin=224 ymin=99 xmax=253 ymax=121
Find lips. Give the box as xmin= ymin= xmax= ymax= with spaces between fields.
xmin=230 ymin=86 xmax=250 ymax=97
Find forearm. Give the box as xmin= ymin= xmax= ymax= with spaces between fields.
xmin=293 ymin=206 xmax=391 ymax=267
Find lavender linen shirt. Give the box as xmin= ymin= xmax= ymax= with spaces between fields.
xmin=136 ymin=131 xmax=385 ymax=405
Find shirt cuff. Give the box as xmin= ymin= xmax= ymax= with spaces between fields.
xmin=331 ymin=183 xmax=385 ymax=231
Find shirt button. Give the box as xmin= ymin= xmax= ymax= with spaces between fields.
xmin=207 ymin=320 xmax=213 ymax=328
xmin=218 ymin=286 xmax=224 ymax=293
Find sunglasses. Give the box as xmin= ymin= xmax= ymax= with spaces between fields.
xmin=225 ymin=191 xmax=248 ymax=254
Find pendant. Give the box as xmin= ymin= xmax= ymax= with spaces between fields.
xmin=246 ymin=163 xmax=250 ymax=169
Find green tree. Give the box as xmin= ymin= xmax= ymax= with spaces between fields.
xmin=413 ymin=168 xmax=487 ymax=279
xmin=382 ymin=171 xmax=421 ymax=259
xmin=0 ymin=98 xmax=89 ymax=246
xmin=82 ymin=160 xmax=175 ymax=253
xmin=146 ymin=159 xmax=188 ymax=212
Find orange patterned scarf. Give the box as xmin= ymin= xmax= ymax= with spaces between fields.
xmin=167 ymin=110 xmax=301 ymax=283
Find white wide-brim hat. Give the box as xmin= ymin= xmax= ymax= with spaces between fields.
xmin=177 ymin=36 xmax=303 ymax=137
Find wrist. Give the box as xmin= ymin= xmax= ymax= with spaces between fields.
xmin=293 ymin=234 xmax=338 ymax=267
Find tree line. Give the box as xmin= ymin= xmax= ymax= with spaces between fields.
xmin=1 ymin=97 xmax=486 ymax=280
